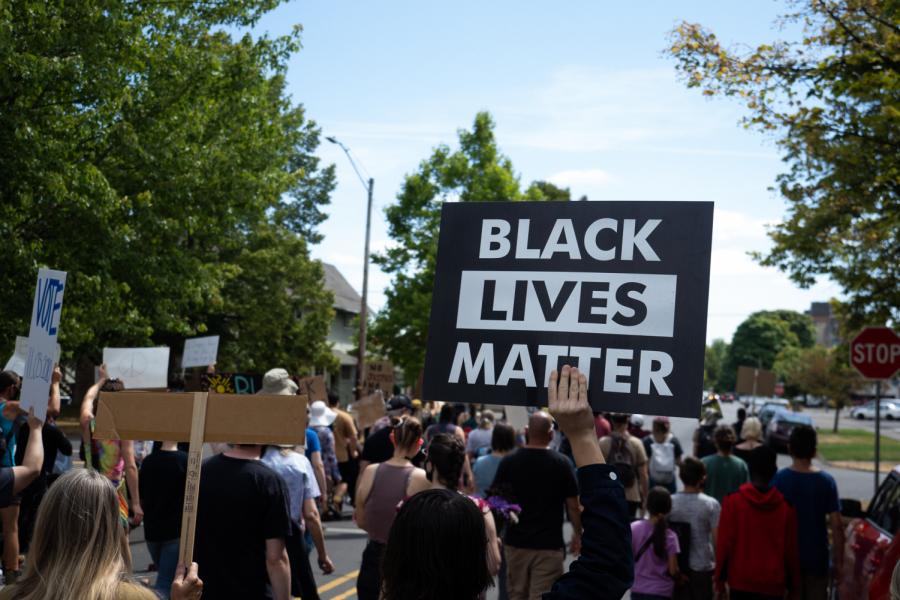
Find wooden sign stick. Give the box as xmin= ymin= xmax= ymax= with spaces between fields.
xmin=179 ymin=391 xmax=208 ymax=565
xmin=93 ymin=391 xmax=307 ymax=566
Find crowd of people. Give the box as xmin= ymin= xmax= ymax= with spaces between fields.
xmin=0 ymin=363 xmax=877 ymax=600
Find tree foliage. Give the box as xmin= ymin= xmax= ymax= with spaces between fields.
xmin=370 ymin=112 xmax=543 ymax=381
xmin=667 ymin=0 xmax=900 ymax=329
xmin=0 ymin=0 xmax=337 ymax=374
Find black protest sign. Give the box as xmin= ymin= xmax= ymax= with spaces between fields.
xmin=422 ymin=201 xmax=714 ymax=418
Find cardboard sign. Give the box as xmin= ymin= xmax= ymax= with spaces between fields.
xmin=94 ymin=391 xmax=307 ymax=566
xmin=4 ymin=336 xmax=60 ymax=377
xmin=351 ymin=391 xmax=386 ymax=429
xmin=735 ymin=365 xmax=776 ymax=398
xmin=104 ymin=347 xmax=170 ymax=389
xmin=364 ymin=361 xmax=394 ymax=394
xmin=182 ymin=336 xmax=220 ymax=369
xmin=295 ymin=375 xmax=327 ymax=402
xmin=422 ymin=202 xmax=714 ymax=418
xmin=504 ymin=405 xmax=529 ymax=433
xmin=20 ymin=269 xmax=67 ymax=420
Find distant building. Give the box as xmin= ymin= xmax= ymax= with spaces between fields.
xmin=805 ymin=302 xmax=840 ymax=347
xmin=321 ymin=263 xmax=371 ymax=406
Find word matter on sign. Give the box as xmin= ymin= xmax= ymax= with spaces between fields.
xmin=423 ymin=201 xmax=714 ymax=419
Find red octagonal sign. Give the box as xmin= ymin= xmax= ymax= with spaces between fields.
xmin=850 ymin=327 xmax=900 ymax=380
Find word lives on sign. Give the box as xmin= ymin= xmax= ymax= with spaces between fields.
xmin=20 ymin=268 xmax=67 ymax=420
xmin=423 ymin=202 xmax=714 ymax=418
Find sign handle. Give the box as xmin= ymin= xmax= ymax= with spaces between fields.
xmin=178 ymin=391 xmax=209 ymax=565
xmin=876 ymin=380 xmax=882 ymax=495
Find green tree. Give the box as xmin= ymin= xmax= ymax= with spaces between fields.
xmin=531 ymin=181 xmax=571 ymax=202
xmin=666 ymin=0 xmax=900 ymax=330
xmin=0 ymin=0 xmax=337 ymax=379
xmin=721 ymin=310 xmax=817 ymax=391
xmin=370 ymin=112 xmax=542 ymax=381
xmin=704 ymin=345 xmax=722 ymax=390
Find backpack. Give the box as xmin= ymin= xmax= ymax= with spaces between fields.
xmin=696 ymin=425 xmax=717 ymax=459
xmin=0 ymin=407 xmax=22 ymax=466
xmin=668 ymin=520 xmax=692 ymax=574
xmin=607 ymin=435 xmax=636 ymax=486
xmin=649 ymin=434 xmax=676 ymax=484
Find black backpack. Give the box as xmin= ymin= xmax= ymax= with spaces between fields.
xmin=696 ymin=425 xmax=717 ymax=459
xmin=668 ymin=520 xmax=692 ymax=574
xmin=607 ymin=436 xmax=636 ymax=486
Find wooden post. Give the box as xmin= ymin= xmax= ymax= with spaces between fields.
xmin=179 ymin=391 xmax=208 ymax=564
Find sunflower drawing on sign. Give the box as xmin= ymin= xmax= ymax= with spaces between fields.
xmin=205 ymin=374 xmax=235 ymax=394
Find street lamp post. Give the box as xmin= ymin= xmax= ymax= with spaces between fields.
xmin=327 ymin=136 xmax=374 ymax=401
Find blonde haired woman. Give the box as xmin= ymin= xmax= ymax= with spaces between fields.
xmin=732 ymin=417 xmax=763 ymax=464
xmin=0 ymin=470 xmax=202 ymax=600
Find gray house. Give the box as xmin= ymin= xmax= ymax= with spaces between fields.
xmin=321 ymin=263 xmax=370 ymax=406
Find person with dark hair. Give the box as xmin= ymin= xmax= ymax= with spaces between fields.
xmin=380 ymin=365 xmax=634 ymax=600
xmin=425 ymin=403 xmax=466 ymax=446
xmin=193 ymin=443 xmax=292 ymax=600
xmin=466 ymin=410 xmax=495 ymax=461
xmin=424 ymin=433 xmax=502 ymax=575
xmin=632 ymin=487 xmax=686 ymax=599
xmin=493 ymin=411 xmax=581 ymax=600
xmin=79 ymin=365 xmax=143 ymax=574
xmin=472 ymin=424 xmax=515 ymax=496
xmin=328 ymin=390 xmax=360 ymax=506
xmin=700 ymin=425 xmax=748 ymax=504
xmin=354 ymin=416 xmax=430 ymax=600
xmin=167 ymin=373 xmax=186 ymax=392
xmin=600 ymin=413 xmax=649 ymax=517
xmin=716 ymin=446 xmax=801 ymax=600
xmin=669 ymin=457 xmax=720 ymax=600
xmin=733 ymin=408 xmax=747 ymax=443
xmin=771 ymin=425 xmax=843 ymax=600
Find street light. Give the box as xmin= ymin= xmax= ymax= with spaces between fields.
xmin=327 ymin=136 xmax=374 ymax=401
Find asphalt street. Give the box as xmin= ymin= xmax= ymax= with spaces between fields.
xmin=123 ymin=403 xmax=885 ymax=600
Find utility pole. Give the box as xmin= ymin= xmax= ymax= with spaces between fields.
xmin=876 ymin=380 xmax=882 ymax=493
xmin=357 ymin=178 xmax=374 ymax=400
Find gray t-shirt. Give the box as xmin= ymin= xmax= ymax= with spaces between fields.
xmin=668 ymin=492 xmax=721 ymax=572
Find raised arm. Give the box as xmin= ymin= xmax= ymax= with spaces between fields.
xmin=80 ymin=364 xmax=108 ymax=437
xmin=12 ymin=408 xmax=44 ymax=494
xmin=545 ymin=366 xmax=632 ymax=600
xmin=48 ymin=364 xmax=62 ymax=416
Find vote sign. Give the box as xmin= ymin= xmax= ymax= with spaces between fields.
xmin=850 ymin=327 xmax=900 ymax=380
xmin=422 ymin=201 xmax=714 ymax=418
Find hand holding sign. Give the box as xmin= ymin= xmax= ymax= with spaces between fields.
xmin=20 ymin=268 xmax=67 ymax=420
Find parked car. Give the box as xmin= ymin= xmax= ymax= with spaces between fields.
xmin=763 ymin=409 xmax=814 ymax=452
xmin=720 ymin=392 xmax=738 ymax=403
xmin=839 ymin=467 xmax=900 ymax=600
xmin=850 ymin=401 xmax=900 ymax=420
xmin=751 ymin=398 xmax=790 ymax=416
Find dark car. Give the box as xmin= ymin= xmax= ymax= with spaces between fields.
xmin=721 ymin=392 xmax=738 ymax=403
xmin=764 ymin=409 xmax=814 ymax=452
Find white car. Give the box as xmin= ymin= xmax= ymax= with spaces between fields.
xmin=850 ymin=401 xmax=900 ymax=420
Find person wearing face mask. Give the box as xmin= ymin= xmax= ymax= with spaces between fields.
xmin=353 ymin=417 xmax=430 ymax=600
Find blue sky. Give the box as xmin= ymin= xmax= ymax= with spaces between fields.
xmin=240 ymin=0 xmax=839 ymax=343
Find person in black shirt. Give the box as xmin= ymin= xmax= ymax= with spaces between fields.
xmin=493 ymin=411 xmax=581 ymax=600
xmin=14 ymin=411 xmax=72 ymax=552
xmin=139 ymin=441 xmax=188 ymax=598
xmin=193 ymin=444 xmax=292 ymax=600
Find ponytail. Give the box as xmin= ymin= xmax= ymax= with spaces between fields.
xmin=646 ymin=486 xmax=673 ymax=558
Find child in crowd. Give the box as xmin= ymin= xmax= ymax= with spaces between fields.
xmin=669 ymin=457 xmax=720 ymax=600
xmin=632 ymin=487 xmax=687 ymax=600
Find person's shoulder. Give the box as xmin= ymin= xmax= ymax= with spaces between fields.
xmin=697 ymin=492 xmax=719 ymax=505
xmin=700 ymin=453 xmax=715 ymax=464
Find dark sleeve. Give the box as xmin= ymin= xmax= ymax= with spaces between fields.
xmin=673 ymin=437 xmax=683 ymax=459
xmin=47 ymin=425 xmax=73 ymax=456
xmin=0 ymin=468 xmax=14 ymax=508
xmin=359 ymin=435 xmax=376 ymax=462
xmin=544 ymin=464 xmax=633 ymax=600
xmin=642 ymin=437 xmax=652 ymax=459
xmin=263 ymin=471 xmax=293 ymax=540
xmin=560 ymin=455 xmax=579 ymax=499
xmin=491 ymin=454 xmax=510 ymax=487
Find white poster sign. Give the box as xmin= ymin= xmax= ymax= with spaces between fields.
xmin=181 ymin=336 xmax=219 ymax=368
xmin=4 ymin=336 xmax=60 ymax=377
xmin=20 ymin=269 xmax=67 ymax=420
xmin=504 ymin=405 xmax=529 ymax=434
xmin=103 ymin=347 xmax=170 ymax=389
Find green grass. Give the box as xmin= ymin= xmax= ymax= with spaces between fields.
xmin=818 ymin=429 xmax=900 ymax=462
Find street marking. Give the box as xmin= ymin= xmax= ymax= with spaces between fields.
xmin=329 ymin=589 xmax=357 ymax=600
xmin=317 ymin=570 xmax=360 ymax=594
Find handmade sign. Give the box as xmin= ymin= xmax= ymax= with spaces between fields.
xmin=20 ymin=269 xmax=67 ymax=420
xmin=351 ymin=391 xmax=386 ymax=429
xmin=103 ymin=347 xmax=170 ymax=389
xmin=364 ymin=361 xmax=394 ymax=394
xmin=504 ymin=405 xmax=529 ymax=433
xmin=422 ymin=201 xmax=714 ymax=418
xmin=735 ymin=365 xmax=776 ymax=398
xmin=295 ymin=375 xmax=327 ymax=402
xmin=182 ymin=336 xmax=220 ymax=369
xmin=94 ymin=391 xmax=307 ymax=565
xmin=4 ymin=336 xmax=60 ymax=377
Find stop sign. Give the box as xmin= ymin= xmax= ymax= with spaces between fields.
xmin=850 ymin=327 xmax=900 ymax=380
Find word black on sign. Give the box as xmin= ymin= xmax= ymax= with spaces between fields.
xmin=422 ymin=201 xmax=714 ymax=418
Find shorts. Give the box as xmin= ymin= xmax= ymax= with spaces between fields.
xmin=112 ymin=480 xmax=129 ymax=528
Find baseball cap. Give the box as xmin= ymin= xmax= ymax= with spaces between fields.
xmin=388 ymin=394 xmax=414 ymax=411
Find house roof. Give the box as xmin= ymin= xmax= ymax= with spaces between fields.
xmin=321 ymin=263 xmax=373 ymax=315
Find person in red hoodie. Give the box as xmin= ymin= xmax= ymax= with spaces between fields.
xmin=715 ymin=445 xmax=800 ymax=600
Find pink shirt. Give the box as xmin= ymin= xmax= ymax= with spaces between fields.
xmin=631 ymin=519 xmax=680 ymax=597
